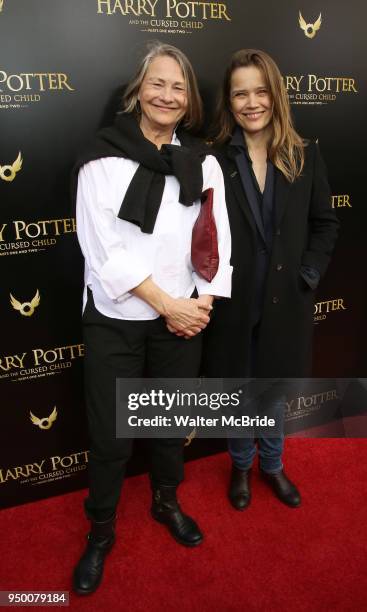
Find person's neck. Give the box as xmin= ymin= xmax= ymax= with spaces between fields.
xmin=243 ymin=128 xmax=270 ymax=158
xmin=140 ymin=118 xmax=174 ymax=149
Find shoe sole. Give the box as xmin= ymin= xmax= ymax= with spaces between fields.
xmin=151 ymin=510 xmax=203 ymax=547
xmin=229 ymin=497 xmax=251 ymax=511
xmin=73 ymin=584 xmax=100 ymax=596
xmin=72 ymin=570 xmax=104 ymax=596
xmin=276 ymin=496 xmax=302 ymax=508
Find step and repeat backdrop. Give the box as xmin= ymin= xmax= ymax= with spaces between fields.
xmin=1 ymin=0 xmax=366 ymax=509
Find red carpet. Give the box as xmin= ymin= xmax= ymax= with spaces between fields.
xmin=1 ymin=439 xmax=366 ymax=611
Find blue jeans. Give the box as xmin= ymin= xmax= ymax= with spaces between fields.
xmin=228 ymin=436 xmax=284 ymax=473
xmin=228 ymin=395 xmax=285 ymax=474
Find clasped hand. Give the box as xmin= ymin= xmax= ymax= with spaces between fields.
xmin=165 ymin=295 xmax=213 ymax=339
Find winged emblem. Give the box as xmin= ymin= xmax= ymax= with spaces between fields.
xmin=184 ymin=427 xmax=197 ymax=447
xmin=299 ymin=11 xmax=322 ymax=39
xmin=10 ymin=289 xmax=40 ymax=317
xmin=0 ymin=152 xmax=23 ymax=182
xmin=30 ymin=407 xmax=58 ymax=430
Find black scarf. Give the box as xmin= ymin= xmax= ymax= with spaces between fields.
xmin=72 ymin=113 xmax=208 ymax=233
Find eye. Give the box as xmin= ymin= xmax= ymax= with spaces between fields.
xmin=257 ymin=89 xmax=268 ymax=96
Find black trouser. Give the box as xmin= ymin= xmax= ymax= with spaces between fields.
xmin=82 ymin=292 xmax=202 ymax=521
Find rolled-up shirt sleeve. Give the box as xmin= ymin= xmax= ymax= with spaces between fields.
xmin=192 ymin=155 xmax=233 ymax=298
xmin=76 ymin=161 xmax=152 ymax=302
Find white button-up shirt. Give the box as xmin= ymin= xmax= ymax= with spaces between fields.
xmin=76 ymin=134 xmax=232 ymax=320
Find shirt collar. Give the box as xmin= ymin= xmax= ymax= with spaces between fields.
xmin=229 ymin=126 xmax=251 ymax=162
xmin=172 ymin=131 xmax=181 ymax=146
xmin=229 ymin=126 xmax=273 ymax=167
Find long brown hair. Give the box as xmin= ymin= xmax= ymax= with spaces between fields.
xmin=122 ymin=41 xmax=203 ymax=132
xmin=213 ymin=49 xmax=304 ymax=182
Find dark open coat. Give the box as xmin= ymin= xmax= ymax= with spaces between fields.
xmin=203 ymin=141 xmax=339 ymax=378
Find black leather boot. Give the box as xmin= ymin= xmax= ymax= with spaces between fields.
xmin=260 ymin=469 xmax=301 ymax=507
xmin=229 ymin=466 xmax=252 ymax=510
xmin=151 ymin=485 xmax=203 ymax=547
xmin=73 ymin=514 xmax=116 ymax=595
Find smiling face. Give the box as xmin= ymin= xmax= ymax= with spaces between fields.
xmin=138 ymin=55 xmax=188 ymax=133
xmin=230 ymin=64 xmax=273 ymax=137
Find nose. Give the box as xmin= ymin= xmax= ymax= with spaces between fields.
xmin=246 ymin=93 xmax=258 ymax=108
xmin=159 ymin=86 xmax=174 ymax=103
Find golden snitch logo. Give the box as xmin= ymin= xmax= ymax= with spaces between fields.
xmin=30 ymin=406 xmax=58 ymax=430
xmin=0 ymin=152 xmax=23 ymax=182
xmin=299 ymin=11 xmax=322 ymax=39
xmin=10 ymin=289 xmax=40 ymax=317
xmin=184 ymin=428 xmax=196 ymax=447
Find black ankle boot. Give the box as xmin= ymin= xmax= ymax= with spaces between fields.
xmin=73 ymin=514 xmax=116 ymax=595
xmin=260 ymin=470 xmax=301 ymax=507
xmin=151 ymin=485 xmax=203 ymax=547
xmin=229 ymin=466 xmax=252 ymax=510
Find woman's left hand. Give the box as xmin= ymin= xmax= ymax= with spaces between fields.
xmin=166 ymin=295 xmax=214 ymax=338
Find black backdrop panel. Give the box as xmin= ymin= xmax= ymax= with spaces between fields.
xmin=0 ymin=0 xmax=366 ymax=508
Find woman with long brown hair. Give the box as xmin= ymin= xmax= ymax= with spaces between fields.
xmin=203 ymin=49 xmax=339 ymax=510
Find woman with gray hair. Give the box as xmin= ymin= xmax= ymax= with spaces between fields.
xmin=72 ymin=41 xmax=232 ymax=595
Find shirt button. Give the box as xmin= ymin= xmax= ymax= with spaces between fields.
xmin=272 ymin=297 xmax=279 ymax=304
xmin=275 ymin=229 xmax=281 ymax=236
xmin=276 ymin=264 xmax=283 ymax=271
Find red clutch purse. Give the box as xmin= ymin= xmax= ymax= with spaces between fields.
xmin=191 ymin=187 xmax=219 ymax=282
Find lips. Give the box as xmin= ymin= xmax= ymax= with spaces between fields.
xmin=243 ymin=111 xmax=265 ymax=119
xmin=152 ymin=104 xmax=177 ymax=112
